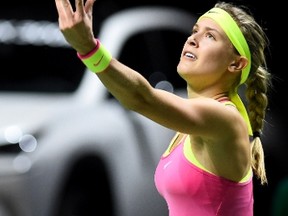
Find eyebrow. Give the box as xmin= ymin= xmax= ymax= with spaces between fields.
xmin=194 ymin=23 xmax=221 ymax=33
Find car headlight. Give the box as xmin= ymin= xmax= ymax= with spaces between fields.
xmin=0 ymin=126 xmax=38 ymax=154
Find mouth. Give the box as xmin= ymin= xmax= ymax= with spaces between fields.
xmin=184 ymin=51 xmax=197 ymax=60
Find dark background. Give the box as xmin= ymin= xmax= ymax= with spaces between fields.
xmin=1 ymin=0 xmax=285 ymax=215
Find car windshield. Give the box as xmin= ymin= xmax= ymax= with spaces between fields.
xmin=0 ymin=19 xmax=85 ymax=93
xmin=0 ymin=19 xmax=187 ymax=94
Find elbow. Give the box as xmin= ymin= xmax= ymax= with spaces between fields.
xmin=120 ymin=92 xmax=149 ymax=113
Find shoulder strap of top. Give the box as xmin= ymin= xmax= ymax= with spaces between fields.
xmin=216 ymin=96 xmax=236 ymax=107
xmin=183 ymin=135 xmax=253 ymax=183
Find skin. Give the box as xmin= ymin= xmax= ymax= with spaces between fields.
xmin=55 ymin=0 xmax=251 ymax=182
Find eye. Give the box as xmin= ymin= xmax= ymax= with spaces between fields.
xmin=191 ymin=28 xmax=198 ymax=35
xmin=205 ymin=32 xmax=215 ymax=40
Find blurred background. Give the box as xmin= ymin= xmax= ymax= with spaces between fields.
xmin=0 ymin=0 xmax=285 ymax=216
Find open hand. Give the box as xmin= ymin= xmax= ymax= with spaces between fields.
xmin=55 ymin=0 xmax=97 ymax=55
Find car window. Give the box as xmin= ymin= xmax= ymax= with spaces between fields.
xmin=0 ymin=6 xmax=191 ymax=94
xmin=0 ymin=23 xmax=188 ymax=94
xmin=0 ymin=20 xmax=85 ymax=93
xmin=118 ymin=29 xmax=188 ymax=91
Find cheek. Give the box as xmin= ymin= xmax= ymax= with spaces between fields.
xmin=199 ymin=54 xmax=230 ymax=75
xmin=201 ymin=45 xmax=233 ymax=70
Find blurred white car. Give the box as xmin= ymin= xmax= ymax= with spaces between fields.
xmin=0 ymin=6 xmax=196 ymax=216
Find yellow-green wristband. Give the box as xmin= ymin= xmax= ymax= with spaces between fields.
xmin=77 ymin=39 xmax=112 ymax=73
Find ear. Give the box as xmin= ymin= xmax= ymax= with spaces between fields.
xmin=228 ymin=56 xmax=249 ymax=73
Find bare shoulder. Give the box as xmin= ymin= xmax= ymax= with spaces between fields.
xmin=187 ymin=97 xmax=249 ymax=141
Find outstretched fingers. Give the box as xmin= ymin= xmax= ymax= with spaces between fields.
xmin=75 ymin=0 xmax=85 ymax=17
xmin=55 ymin=0 xmax=97 ymax=54
xmin=55 ymin=0 xmax=74 ymax=21
xmin=84 ymin=0 xmax=96 ymax=18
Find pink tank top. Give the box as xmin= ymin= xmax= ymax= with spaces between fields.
xmin=154 ymin=135 xmax=253 ymax=216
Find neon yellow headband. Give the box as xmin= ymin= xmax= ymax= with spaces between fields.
xmin=199 ymin=7 xmax=251 ymax=84
xmin=199 ymin=7 xmax=253 ymax=135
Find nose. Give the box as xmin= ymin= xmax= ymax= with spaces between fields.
xmin=187 ymin=35 xmax=198 ymax=47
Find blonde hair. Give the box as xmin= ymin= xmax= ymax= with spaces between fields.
xmin=215 ymin=2 xmax=272 ymax=185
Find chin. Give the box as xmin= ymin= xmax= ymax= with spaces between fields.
xmin=177 ymin=70 xmax=187 ymax=81
xmin=177 ymin=65 xmax=189 ymax=76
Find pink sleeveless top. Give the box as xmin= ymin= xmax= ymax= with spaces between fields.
xmin=154 ymin=135 xmax=253 ymax=216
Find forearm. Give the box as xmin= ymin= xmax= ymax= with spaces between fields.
xmin=97 ymin=58 xmax=154 ymax=111
xmin=76 ymin=39 xmax=154 ymax=111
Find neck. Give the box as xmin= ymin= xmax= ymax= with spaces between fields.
xmin=212 ymin=92 xmax=230 ymax=101
xmin=187 ymin=86 xmax=229 ymax=101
